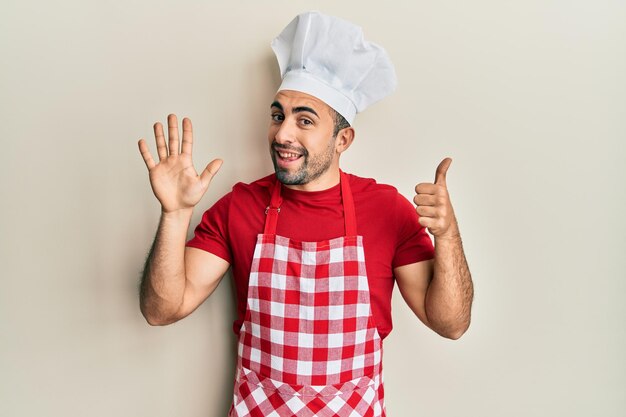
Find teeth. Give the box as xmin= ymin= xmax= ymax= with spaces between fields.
xmin=278 ymin=151 xmax=300 ymax=158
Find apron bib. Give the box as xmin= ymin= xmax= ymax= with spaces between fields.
xmin=229 ymin=171 xmax=385 ymax=417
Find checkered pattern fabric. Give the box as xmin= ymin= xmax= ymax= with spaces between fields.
xmin=232 ymin=366 xmax=384 ymax=417
xmin=230 ymin=234 xmax=385 ymax=416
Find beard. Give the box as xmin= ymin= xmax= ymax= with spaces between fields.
xmin=270 ymin=138 xmax=336 ymax=185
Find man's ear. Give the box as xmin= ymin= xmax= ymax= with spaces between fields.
xmin=335 ymin=127 xmax=355 ymax=154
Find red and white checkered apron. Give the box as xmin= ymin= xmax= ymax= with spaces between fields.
xmin=229 ymin=171 xmax=385 ymax=417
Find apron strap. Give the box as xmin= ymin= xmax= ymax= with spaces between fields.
xmin=263 ymin=177 xmax=283 ymax=235
xmin=263 ymin=171 xmax=357 ymax=236
xmin=340 ymin=170 xmax=357 ymax=236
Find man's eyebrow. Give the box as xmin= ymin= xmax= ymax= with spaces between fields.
xmin=293 ymin=106 xmax=319 ymax=118
xmin=270 ymin=101 xmax=319 ymax=118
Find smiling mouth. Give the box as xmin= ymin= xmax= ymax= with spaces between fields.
xmin=276 ymin=151 xmax=303 ymax=161
xmin=273 ymin=144 xmax=306 ymax=163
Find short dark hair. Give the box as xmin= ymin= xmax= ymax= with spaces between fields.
xmin=332 ymin=109 xmax=351 ymax=137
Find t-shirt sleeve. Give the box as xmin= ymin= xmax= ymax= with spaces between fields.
xmin=185 ymin=192 xmax=233 ymax=264
xmin=392 ymin=193 xmax=435 ymax=268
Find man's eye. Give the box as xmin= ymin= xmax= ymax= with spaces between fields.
xmin=271 ymin=113 xmax=284 ymax=122
xmin=300 ymin=118 xmax=313 ymax=126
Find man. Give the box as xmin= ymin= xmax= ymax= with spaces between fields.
xmin=138 ymin=11 xmax=473 ymax=417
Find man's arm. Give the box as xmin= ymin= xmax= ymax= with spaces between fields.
xmin=137 ymin=114 xmax=228 ymax=326
xmin=395 ymin=158 xmax=474 ymax=339
xmin=139 ymin=209 xmax=229 ymax=326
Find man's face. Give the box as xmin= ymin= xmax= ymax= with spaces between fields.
xmin=268 ymin=90 xmax=338 ymax=187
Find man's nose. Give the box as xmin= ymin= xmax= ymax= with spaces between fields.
xmin=274 ymin=119 xmax=296 ymax=144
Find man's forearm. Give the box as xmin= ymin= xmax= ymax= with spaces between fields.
xmin=140 ymin=209 xmax=193 ymax=325
xmin=424 ymin=231 xmax=474 ymax=339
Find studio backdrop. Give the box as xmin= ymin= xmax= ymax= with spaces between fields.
xmin=1 ymin=1 xmax=624 ymax=416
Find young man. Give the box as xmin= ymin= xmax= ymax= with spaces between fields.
xmin=138 ymin=11 xmax=473 ymax=417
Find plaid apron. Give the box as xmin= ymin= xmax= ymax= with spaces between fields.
xmin=229 ymin=171 xmax=385 ymax=417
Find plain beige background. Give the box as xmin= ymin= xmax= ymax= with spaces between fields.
xmin=1 ymin=1 xmax=624 ymax=416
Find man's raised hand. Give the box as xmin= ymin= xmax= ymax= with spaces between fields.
xmin=413 ymin=157 xmax=459 ymax=239
xmin=138 ymin=114 xmax=222 ymax=213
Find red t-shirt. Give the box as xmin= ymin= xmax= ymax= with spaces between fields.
xmin=186 ymin=172 xmax=435 ymax=339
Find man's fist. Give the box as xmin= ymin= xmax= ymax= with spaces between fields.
xmin=413 ymin=157 xmax=459 ymax=239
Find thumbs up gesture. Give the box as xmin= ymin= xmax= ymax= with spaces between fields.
xmin=414 ymin=157 xmax=460 ymax=239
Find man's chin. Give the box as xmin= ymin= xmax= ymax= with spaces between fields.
xmin=275 ymin=169 xmax=306 ymax=185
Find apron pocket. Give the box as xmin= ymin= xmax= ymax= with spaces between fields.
xmin=236 ymin=365 xmax=379 ymax=397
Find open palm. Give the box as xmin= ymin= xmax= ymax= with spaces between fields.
xmin=138 ymin=114 xmax=222 ymax=213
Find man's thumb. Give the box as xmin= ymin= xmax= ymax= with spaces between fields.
xmin=435 ymin=157 xmax=452 ymax=185
xmin=200 ymin=159 xmax=223 ymax=188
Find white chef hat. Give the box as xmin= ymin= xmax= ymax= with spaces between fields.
xmin=271 ymin=11 xmax=397 ymax=125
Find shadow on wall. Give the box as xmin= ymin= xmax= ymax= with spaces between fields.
xmin=218 ymin=269 xmax=239 ymax=415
